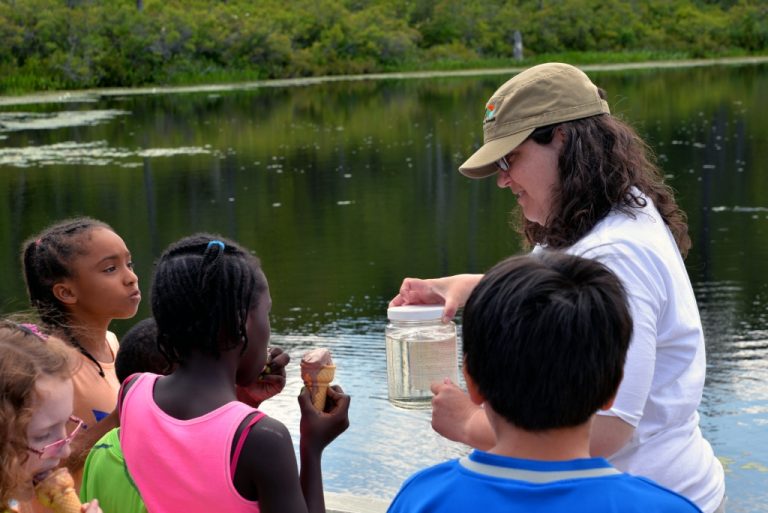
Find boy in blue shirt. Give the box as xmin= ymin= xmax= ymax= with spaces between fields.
xmin=388 ymin=252 xmax=702 ymax=513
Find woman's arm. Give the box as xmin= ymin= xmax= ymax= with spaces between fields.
xmin=390 ymin=274 xmax=484 ymax=322
xmin=589 ymin=415 xmax=635 ymax=457
xmin=579 ymin=238 xmax=667 ymax=457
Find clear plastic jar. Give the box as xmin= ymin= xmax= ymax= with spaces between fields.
xmin=385 ymin=305 xmax=458 ymax=408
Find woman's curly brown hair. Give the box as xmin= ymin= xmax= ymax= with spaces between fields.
xmin=0 ymin=323 xmax=77 ymax=507
xmin=521 ymin=92 xmax=691 ymax=258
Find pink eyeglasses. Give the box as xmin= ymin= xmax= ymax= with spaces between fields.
xmin=27 ymin=416 xmax=85 ymax=459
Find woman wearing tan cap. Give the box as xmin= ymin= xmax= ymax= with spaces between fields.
xmin=390 ymin=63 xmax=725 ymax=513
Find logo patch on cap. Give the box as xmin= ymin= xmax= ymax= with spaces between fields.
xmin=484 ymin=98 xmax=502 ymax=123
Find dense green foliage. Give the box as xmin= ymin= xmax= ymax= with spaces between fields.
xmin=0 ymin=0 xmax=766 ymax=93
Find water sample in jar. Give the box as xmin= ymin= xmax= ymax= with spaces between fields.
xmin=386 ymin=305 xmax=458 ymax=409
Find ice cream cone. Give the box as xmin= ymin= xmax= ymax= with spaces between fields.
xmin=301 ymin=347 xmax=336 ymax=411
xmin=34 ymin=468 xmax=82 ymax=513
xmin=302 ymin=363 xmax=336 ymax=410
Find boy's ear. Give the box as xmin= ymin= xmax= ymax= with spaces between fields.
xmin=600 ymin=371 xmax=622 ymax=411
xmin=599 ymin=394 xmax=616 ymax=412
xmin=463 ymin=361 xmax=485 ymax=406
xmin=52 ymin=281 xmax=77 ymax=305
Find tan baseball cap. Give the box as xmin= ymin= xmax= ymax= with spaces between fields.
xmin=459 ymin=63 xmax=610 ymax=179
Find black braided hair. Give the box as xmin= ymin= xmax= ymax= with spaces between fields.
xmin=151 ymin=234 xmax=267 ymax=365
xmin=20 ymin=217 xmax=113 ymax=377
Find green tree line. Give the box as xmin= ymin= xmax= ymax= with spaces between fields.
xmin=0 ymin=0 xmax=766 ymax=94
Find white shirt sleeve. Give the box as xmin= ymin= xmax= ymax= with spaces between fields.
xmin=581 ymin=240 xmax=665 ymax=427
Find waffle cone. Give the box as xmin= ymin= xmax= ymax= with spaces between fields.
xmin=301 ymin=364 xmax=336 ymax=410
xmin=34 ymin=468 xmax=82 ymax=513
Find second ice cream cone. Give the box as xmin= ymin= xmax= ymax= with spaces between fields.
xmin=34 ymin=468 xmax=82 ymax=513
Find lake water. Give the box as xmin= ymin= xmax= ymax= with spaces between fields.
xmin=1 ymin=61 xmax=767 ymax=511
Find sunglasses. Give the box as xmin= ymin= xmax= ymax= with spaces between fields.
xmin=496 ymin=154 xmax=511 ymax=172
xmin=27 ymin=416 xmax=85 ymax=459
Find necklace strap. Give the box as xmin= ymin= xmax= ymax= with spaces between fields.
xmin=75 ymin=344 xmax=106 ymax=378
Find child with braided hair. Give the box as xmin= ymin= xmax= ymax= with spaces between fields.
xmin=119 ymin=234 xmax=350 ymax=513
xmin=20 ymin=217 xmax=141 ymax=499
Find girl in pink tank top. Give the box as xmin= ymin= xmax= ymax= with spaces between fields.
xmin=119 ymin=234 xmax=350 ymax=513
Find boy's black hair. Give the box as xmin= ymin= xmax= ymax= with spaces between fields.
xmin=20 ymin=217 xmax=113 ymax=375
xmin=115 ymin=317 xmax=171 ymax=383
xmin=151 ymin=234 xmax=266 ymax=365
xmin=462 ymin=252 xmax=632 ymax=431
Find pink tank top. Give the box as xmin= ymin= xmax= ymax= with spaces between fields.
xmin=120 ymin=373 xmax=265 ymax=513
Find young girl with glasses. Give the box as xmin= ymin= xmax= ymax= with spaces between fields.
xmin=119 ymin=234 xmax=350 ymax=513
xmin=0 ymin=322 xmax=102 ymax=513
xmin=21 ymin=217 xmax=141 ymax=492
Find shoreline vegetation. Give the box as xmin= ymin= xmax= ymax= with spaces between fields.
xmin=0 ymin=0 xmax=766 ymax=96
xmin=2 ymin=55 xmax=767 ymax=107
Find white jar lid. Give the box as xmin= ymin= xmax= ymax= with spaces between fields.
xmin=387 ymin=305 xmax=444 ymax=321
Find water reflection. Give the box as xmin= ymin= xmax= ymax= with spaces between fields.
xmin=0 ymin=63 xmax=766 ymax=510
xmin=0 ymin=109 xmax=128 ymax=131
xmin=0 ymin=140 xmax=212 ymax=167
xmin=258 ymin=328 xmax=469 ymax=497
xmin=696 ymin=279 xmax=768 ymax=513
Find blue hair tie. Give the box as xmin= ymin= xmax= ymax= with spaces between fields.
xmin=207 ymin=240 xmax=225 ymax=250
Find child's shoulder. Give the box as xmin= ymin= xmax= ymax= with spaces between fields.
xmin=623 ymin=476 xmax=703 ymax=512
xmin=239 ymin=413 xmax=292 ymax=455
xmin=243 ymin=413 xmax=288 ymax=445
xmin=234 ymin=414 xmax=295 ymax=474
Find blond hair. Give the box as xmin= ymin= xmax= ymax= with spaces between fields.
xmin=0 ymin=322 xmax=78 ymax=506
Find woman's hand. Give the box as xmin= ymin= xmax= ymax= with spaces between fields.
xmin=431 ymin=379 xmax=495 ymax=450
xmin=237 ymin=347 xmax=289 ymax=407
xmin=298 ymin=385 xmax=350 ymax=455
xmin=389 ymin=274 xmax=484 ymax=323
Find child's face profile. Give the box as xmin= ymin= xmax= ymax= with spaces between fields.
xmin=20 ymin=375 xmax=74 ymax=500
xmin=236 ymin=271 xmax=272 ymax=386
xmin=55 ymin=227 xmax=141 ymax=320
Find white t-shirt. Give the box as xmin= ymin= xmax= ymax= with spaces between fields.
xmin=536 ymin=190 xmax=724 ymax=513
